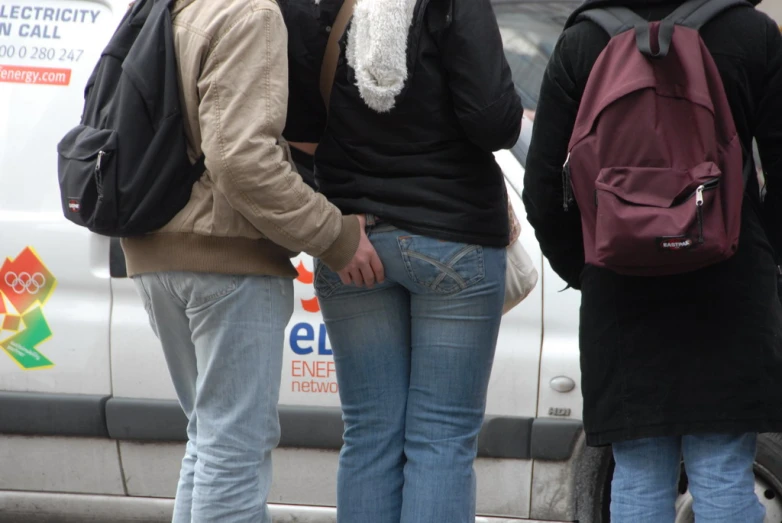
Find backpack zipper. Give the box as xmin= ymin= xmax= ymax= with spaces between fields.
xmin=694 ymin=179 xmax=719 ymax=245
xmin=696 ymin=184 xmax=705 ymax=244
xmin=95 ymin=151 xmax=106 ymax=198
xmin=562 ymin=153 xmax=574 ymax=211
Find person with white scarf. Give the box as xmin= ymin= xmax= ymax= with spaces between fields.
xmin=282 ymin=0 xmax=523 ymax=521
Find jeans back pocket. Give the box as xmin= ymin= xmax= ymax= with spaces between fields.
xmin=398 ymin=235 xmax=485 ymax=294
xmin=313 ymin=260 xmax=344 ymax=299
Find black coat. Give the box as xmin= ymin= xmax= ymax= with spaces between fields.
xmin=523 ymin=0 xmax=782 ymax=446
xmin=282 ymin=0 xmax=523 ymax=247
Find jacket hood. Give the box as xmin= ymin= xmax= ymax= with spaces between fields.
xmin=345 ymin=0 xmax=419 ymax=113
xmin=565 ymin=0 xmax=762 ymax=28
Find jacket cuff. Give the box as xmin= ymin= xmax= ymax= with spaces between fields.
xmin=319 ymin=215 xmax=361 ymax=271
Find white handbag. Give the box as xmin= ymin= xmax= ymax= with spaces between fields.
xmin=503 ymin=237 xmax=539 ymax=314
xmin=503 ymin=198 xmax=538 ymax=314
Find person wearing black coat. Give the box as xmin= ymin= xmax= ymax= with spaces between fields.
xmin=281 ymin=0 xmax=523 ymax=522
xmin=522 ymin=0 xmax=782 ymax=520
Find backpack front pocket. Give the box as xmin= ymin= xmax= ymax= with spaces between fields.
xmin=57 ymin=125 xmax=118 ymax=231
xmin=592 ymin=162 xmax=728 ymax=274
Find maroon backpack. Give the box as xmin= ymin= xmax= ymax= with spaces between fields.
xmin=565 ymin=0 xmax=753 ymax=276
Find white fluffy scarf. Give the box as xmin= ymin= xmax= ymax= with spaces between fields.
xmin=343 ymin=0 xmax=418 ymax=113
xmin=312 ymin=0 xmax=417 ymax=112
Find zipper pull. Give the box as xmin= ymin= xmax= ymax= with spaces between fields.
xmin=696 ymin=184 xmax=705 ymax=244
xmin=96 ymin=150 xmax=106 ymax=172
xmin=562 ymin=152 xmax=573 ymax=211
xmin=95 ymin=151 xmax=106 ymax=199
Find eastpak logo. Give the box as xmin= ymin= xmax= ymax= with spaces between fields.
xmin=658 ymin=236 xmax=693 ymax=251
xmin=68 ymin=199 xmax=80 ymax=213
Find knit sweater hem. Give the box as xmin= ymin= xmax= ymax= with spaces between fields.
xmin=121 ymin=233 xmax=299 ymax=278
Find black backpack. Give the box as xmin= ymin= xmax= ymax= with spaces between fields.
xmin=56 ymin=0 xmax=204 ymax=237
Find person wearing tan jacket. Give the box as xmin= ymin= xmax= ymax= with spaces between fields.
xmin=122 ymin=1 xmax=383 ymax=522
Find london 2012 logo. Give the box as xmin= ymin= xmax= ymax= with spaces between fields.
xmin=0 ymin=247 xmax=56 ymax=370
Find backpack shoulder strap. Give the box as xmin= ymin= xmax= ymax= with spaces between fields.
xmin=646 ymin=0 xmax=752 ymax=60
xmin=665 ymin=0 xmax=752 ymax=31
xmin=577 ymin=7 xmax=669 ymax=58
xmin=319 ymin=0 xmax=358 ymax=112
xmin=576 ymin=7 xmax=645 ymax=38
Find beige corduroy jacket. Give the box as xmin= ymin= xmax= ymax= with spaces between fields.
xmin=121 ymin=0 xmax=360 ymax=278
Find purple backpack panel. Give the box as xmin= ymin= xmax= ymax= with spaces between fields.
xmin=565 ymin=0 xmax=751 ymax=276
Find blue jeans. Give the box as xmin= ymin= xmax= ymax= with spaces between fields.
xmin=611 ymin=433 xmax=764 ymax=522
xmin=314 ymin=223 xmax=506 ymax=523
xmin=133 ymin=272 xmax=293 ymax=523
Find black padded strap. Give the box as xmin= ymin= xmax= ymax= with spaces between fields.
xmin=666 ymin=0 xmax=751 ymax=31
xmin=580 ymin=0 xmax=751 ymax=59
xmin=579 ymin=7 xmax=674 ymax=58
xmin=576 ymin=7 xmax=644 ymax=38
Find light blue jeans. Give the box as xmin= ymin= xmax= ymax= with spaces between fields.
xmin=611 ymin=433 xmax=765 ymax=522
xmin=315 ymin=223 xmax=506 ymax=523
xmin=133 ymin=272 xmax=293 ymax=523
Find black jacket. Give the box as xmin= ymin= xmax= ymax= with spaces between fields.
xmin=282 ymin=0 xmax=523 ymax=247
xmin=523 ymin=0 xmax=782 ymax=446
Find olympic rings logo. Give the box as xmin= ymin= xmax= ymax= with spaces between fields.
xmin=4 ymin=271 xmax=46 ymax=295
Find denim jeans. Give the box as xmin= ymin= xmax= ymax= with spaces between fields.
xmin=133 ymin=272 xmax=293 ymax=523
xmin=314 ymin=223 xmax=506 ymax=523
xmin=611 ymin=433 xmax=765 ymax=523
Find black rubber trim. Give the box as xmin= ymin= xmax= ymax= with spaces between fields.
xmin=106 ymin=399 xmax=349 ymax=449
xmin=0 ymin=394 xmax=584 ymax=461
xmin=106 ymin=397 xmax=187 ymax=441
xmin=478 ymin=416 xmax=534 ymax=459
xmin=110 ymin=238 xmax=127 ymax=278
xmin=105 ymin=398 xmax=537 ymax=458
xmin=0 ymin=392 xmax=109 ymax=438
xmin=530 ymin=418 xmax=584 ymax=461
xmin=279 ymin=405 xmax=345 ymax=450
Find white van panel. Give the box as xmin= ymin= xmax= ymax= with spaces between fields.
xmin=536 ymin=264 xmax=583 ymax=422
xmin=281 ymin=254 xmax=341 ymax=407
xmin=117 ymin=440 xmax=534 ymax=519
xmin=0 ymin=435 xmax=124 ymax=495
xmin=1 ymin=0 xmax=125 ymax=214
xmin=0 ymin=0 xmax=128 ymax=393
xmin=0 ymin=226 xmax=112 ymax=393
xmin=0 ymin=491 xmax=551 ymax=523
xmin=490 ymin=150 xmax=543 ymax=419
xmin=110 ymin=277 xmax=177 ymax=400
xmin=118 ymin=441 xmax=181 ymax=498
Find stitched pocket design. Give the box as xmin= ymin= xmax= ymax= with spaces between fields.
xmin=398 ymin=236 xmax=485 ymax=294
xmin=313 ymin=260 xmax=343 ymax=299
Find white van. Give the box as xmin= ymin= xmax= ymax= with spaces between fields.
xmin=0 ymin=1 xmax=780 ymax=522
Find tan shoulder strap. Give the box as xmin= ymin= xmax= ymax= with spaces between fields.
xmin=319 ymin=0 xmax=357 ymax=112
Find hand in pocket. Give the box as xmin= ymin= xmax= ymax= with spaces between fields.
xmin=338 ymin=214 xmax=385 ymax=288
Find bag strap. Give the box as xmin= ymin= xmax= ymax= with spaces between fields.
xmin=577 ymin=7 xmax=672 ymax=58
xmin=576 ymin=7 xmax=644 ymax=39
xmin=319 ymin=0 xmax=358 ymax=112
xmin=579 ymin=0 xmax=750 ymax=59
